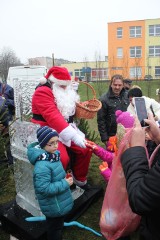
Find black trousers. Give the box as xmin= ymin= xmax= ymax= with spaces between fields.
xmin=46 ymin=216 xmax=65 ymax=240
xmin=117 ymin=237 xmax=130 ymax=240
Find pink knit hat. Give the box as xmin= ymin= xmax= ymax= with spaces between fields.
xmin=115 ymin=110 xmax=134 ymax=128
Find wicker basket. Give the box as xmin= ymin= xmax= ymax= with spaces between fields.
xmin=75 ymin=81 xmax=102 ymax=119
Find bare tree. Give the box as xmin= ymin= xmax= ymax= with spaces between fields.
xmin=0 ymin=47 xmax=22 ymax=82
xmin=108 ymin=55 xmax=117 ymax=78
xmin=94 ymin=51 xmax=104 ymax=97
xmin=122 ymin=51 xmax=129 ymax=78
xmin=133 ymin=57 xmax=141 ymax=83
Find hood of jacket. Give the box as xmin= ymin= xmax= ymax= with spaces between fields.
xmin=27 ymin=142 xmax=46 ymax=165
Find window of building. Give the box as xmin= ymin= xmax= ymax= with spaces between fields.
xmin=130 ymin=67 xmax=142 ymax=78
xmin=130 ymin=26 xmax=142 ymax=38
xmin=91 ymin=68 xmax=108 ymax=79
xmin=149 ymin=46 xmax=160 ymax=57
xmin=149 ymin=24 xmax=160 ymax=36
xmin=130 ymin=46 xmax=142 ymax=58
xmin=155 ymin=66 xmax=160 ymax=77
xmin=117 ymin=27 xmax=123 ymax=38
xmin=117 ymin=47 xmax=123 ymax=58
xmin=81 ymin=72 xmax=85 ymax=77
xmin=74 ymin=69 xmax=88 ymax=78
xmin=75 ymin=71 xmax=80 ymax=77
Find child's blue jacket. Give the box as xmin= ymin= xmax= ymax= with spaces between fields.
xmin=27 ymin=142 xmax=73 ymax=217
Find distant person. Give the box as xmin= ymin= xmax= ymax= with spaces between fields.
xmin=86 ymin=110 xmax=134 ymax=182
xmin=97 ymin=74 xmax=129 ymax=146
xmin=0 ymin=97 xmax=9 ymax=129
xmin=127 ymin=87 xmax=160 ymax=120
xmin=27 ymin=126 xmax=73 ymax=240
xmin=123 ymin=79 xmax=132 ymax=90
xmin=0 ymin=80 xmax=15 ymax=121
xmin=0 ymin=96 xmax=10 ymax=163
xmin=0 ymin=80 xmax=15 ymax=165
xmin=127 ymin=87 xmax=160 ymax=156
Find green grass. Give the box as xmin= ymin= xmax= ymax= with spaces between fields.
xmin=1 ymin=79 xmax=159 ymax=239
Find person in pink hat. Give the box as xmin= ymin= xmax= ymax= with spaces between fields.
xmin=31 ymin=66 xmax=92 ymax=190
xmin=86 ymin=110 xmax=135 ymax=183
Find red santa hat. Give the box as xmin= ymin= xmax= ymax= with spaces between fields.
xmin=40 ymin=66 xmax=71 ymax=85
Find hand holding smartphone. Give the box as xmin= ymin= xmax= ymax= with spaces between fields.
xmin=133 ymin=97 xmax=149 ymax=127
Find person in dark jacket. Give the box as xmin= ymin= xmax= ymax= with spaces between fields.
xmin=0 ymin=81 xmax=15 ymax=121
xmin=0 ymin=96 xmax=10 ymax=163
xmin=121 ymin=113 xmax=160 ymax=240
xmin=0 ymin=96 xmax=9 ymax=127
xmin=97 ymin=74 xmax=129 ymax=145
xmin=0 ymin=81 xmax=15 ymax=165
xmin=27 ymin=126 xmax=74 ymax=240
xmin=123 ymin=79 xmax=132 ymax=91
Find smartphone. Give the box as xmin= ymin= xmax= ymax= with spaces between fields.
xmin=133 ymin=97 xmax=149 ymax=127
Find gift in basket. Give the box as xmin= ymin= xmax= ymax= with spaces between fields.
xmin=75 ymin=81 xmax=102 ymax=119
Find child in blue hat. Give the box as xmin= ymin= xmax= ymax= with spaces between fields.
xmin=27 ymin=126 xmax=73 ymax=240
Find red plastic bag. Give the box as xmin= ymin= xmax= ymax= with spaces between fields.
xmin=100 ymin=128 xmax=141 ymax=240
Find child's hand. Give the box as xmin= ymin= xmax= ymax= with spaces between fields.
xmin=99 ymin=162 xmax=111 ymax=182
xmin=85 ymin=140 xmax=98 ymax=150
xmin=107 ymin=136 xmax=118 ymax=153
xmin=66 ymin=170 xmax=72 ymax=179
xmin=65 ymin=176 xmax=73 ymax=186
xmin=99 ymin=162 xmax=108 ymax=171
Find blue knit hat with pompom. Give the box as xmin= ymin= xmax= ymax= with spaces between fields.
xmin=37 ymin=126 xmax=59 ymax=148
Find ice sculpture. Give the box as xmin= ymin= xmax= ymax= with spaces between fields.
xmin=10 ymin=78 xmax=84 ymax=217
xmin=10 ymin=77 xmax=43 ymax=216
xmin=11 ymin=120 xmax=42 ymax=216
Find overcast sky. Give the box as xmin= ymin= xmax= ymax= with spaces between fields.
xmin=0 ymin=0 xmax=160 ymax=64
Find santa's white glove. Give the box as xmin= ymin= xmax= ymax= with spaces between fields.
xmin=59 ymin=125 xmax=86 ymax=148
xmin=71 ymin=133 xmax=86 ymax=148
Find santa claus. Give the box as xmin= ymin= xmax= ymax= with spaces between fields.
xmin=31 ymin=66 xmax=92 ymax=189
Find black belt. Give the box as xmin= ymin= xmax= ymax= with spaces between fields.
xmin=32 ymin=114 xmax=74 ymax=123
xmin=68 ymin=115 xmax=74 ymax=123
xmin=32 ymin=114 xmax=46 ymax=122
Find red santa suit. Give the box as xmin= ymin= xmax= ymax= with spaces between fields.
xmin=31 ymin=66 xmax=92 ymax=185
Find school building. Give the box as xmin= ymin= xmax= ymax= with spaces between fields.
xmin=108 ymin=18 xmax=160 ymax=80
xmin=29 ymin=18 xmax=160 ymax=81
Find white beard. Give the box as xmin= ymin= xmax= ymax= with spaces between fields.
xmin=52 ymin=84 xmax=80 ymax=120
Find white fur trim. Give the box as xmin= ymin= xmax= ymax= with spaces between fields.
xmin=39 ymin=77 xmax=47 ymax=84
xmin=73 ymin=177 xmax=87 ymax=186
xmin=49 ymin=74 xmax=71 ymax=86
